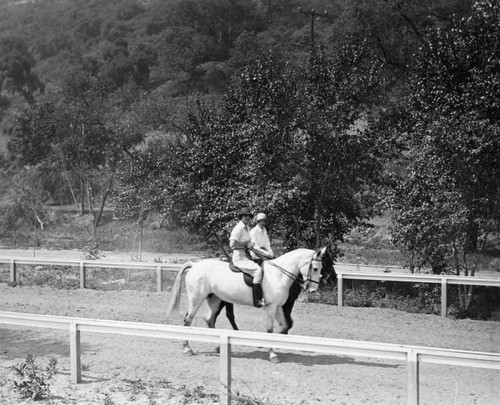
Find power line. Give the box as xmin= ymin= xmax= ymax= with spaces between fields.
xmin=298 ymin=7 xmax=328 ymax=51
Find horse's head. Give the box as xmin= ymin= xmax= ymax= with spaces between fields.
xmin=300 ymin=247 xmax=328 ymax=293
xmin=320 ymin=247 xmax=337 ymax=286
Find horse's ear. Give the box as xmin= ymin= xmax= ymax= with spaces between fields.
xmin=314 ymin=246 xmax=327 ymax=259
xmin=318 ymin=246 xmax=326 ymax=258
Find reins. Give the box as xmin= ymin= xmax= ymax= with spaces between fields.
xmin=249 ymin=247 xmax=319 ymax=287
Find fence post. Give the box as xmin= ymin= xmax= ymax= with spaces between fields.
xmin=407 ymin=349 xmax=420 ymax=405
xmin=219 ymin=333 xmax=232 ymax=405
xmin=9 ymin=259 xmax=16 ymax=284
xmin=69 ymin=321 xmax=82 ymax=383
xmin=441 ymin=278 xmax=447 ymax=317
xmin=157 ymin=265 xmax=163 ymax=292
xmin=337 ymin=273 xmax=344 ymax=307
xmin=79 ymin=262 xmax=86 ymax=289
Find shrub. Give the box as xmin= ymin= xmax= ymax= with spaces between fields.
xmin=305 ymin=281 xmax=441 ymax=315
xmin=10 ymin=354 xmax=58 ymax=401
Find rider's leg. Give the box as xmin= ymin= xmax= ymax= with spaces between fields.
xmin=252 ymin=267 xmax=266 ymax=307
xmin=235 ymin=258 xmax=266 ymax=308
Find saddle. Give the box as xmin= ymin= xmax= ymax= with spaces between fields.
xmin=228 ymin=262 xmax=267 ymax=307
xmin=229 ymin=263 xmax=254 ymax=287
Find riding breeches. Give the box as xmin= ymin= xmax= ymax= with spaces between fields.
xmin=233 ymin=257 xmax=263 ymax=283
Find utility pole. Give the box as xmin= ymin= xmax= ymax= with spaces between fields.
xmin=298 ymin=7 xmax=328 ymax=51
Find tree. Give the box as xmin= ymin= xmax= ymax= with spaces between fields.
xmin=0 ymin=35 xmax=43 ymax=102
xmin=332 ymin=0 xmax=472 ymax=103
xmin=287 ymin=44 xmax=385 ymax=249
xmin=390 ymin=0 xmax=500 ymax=308
xmin=0 ymin=167 xmax=48 ymax=245
xmin=114 ymin=42 xmax=386 ymax=254
xmin=7 ymin=70 xmax=133 ymax=244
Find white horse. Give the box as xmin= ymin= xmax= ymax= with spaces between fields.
xmin=166 ymin=247 xmax=328 ymax=363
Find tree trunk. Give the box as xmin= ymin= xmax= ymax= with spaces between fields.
xmin=314 ymin=204 xmax=321 ymax=249
xmin=131 ymin=205 xmax=146 ymax=260
xmin=94 ymin=179 xmax=113 ymax=229
xmin=63 ymin=171 xmax=77 ymax=206
xmin=464 ymin=285 xmax=474 ymax=309
xmin=294 ymin=215 xmax=300 ymax=248
xmin=79 ymin=181 xmax=85 ymax=216
xmin=453 ymin=244 xmax=467 ymax=308
xmin=209 ymin=226 xmax=231 ymax=260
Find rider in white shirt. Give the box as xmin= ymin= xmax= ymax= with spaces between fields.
xmin=229 ymin=207 xmax=266 ymax=307
xmin=250 ymin=213 xmax=274 ymax=261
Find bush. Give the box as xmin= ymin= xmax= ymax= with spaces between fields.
xmin=305 ymin=281 xmax=441 ymax=315
xmin=10 ymin=354 xmax=58 ymax=401
xmin=17 ymin=265 xmax=80 ymax=289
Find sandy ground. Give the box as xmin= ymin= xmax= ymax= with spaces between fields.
xmin=0 ymin=282 xmax=499 ymax=405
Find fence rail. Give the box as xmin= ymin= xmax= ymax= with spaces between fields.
xmin=1 ymin=311 xmax=500 ymax=405
xmin=336 ymin=271 xmax=500 ymax=316
xmin=0 ymin=257 xmax=182 ymax=292
xmin=2 ymin=256 xmax=500 ymax=317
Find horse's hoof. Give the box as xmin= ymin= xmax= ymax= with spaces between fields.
xmin=269 ymin=352 xmax=281 ymax=364
xmin=183 ymin=348 xmax=195 ymax=356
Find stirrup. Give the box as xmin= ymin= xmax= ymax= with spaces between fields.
xmin=255 ymin=298 xmax=270 ymax=308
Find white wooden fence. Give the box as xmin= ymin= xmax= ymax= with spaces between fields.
xmin=337 ymin=271 xmax=500 ymax=316
xmin=2 ymin=256 xmax=500 ymax=317
xmin=1 ymin=311 xmax=499 ymax=405
xmin=0 ymin=257 xmax=181 ymax=292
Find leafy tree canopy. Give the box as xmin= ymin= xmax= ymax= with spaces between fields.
xmin=391 ymin=0 xmax=500 ymax=275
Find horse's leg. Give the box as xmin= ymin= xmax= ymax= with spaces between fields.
xmin=281 ymin=282 xmax=302 ymax=334
xmin=275 ymin=307 xmax=289 ymax=334
xmin=281 ymin=300 xmax=293 ymax=335
xmin=182 ymin=296 xmax=205 ymax=356
xmin=225 ymin=303 xmax=239 ymax=330
xmin=205 ymin=297 xmax=224 ymax=328
xmin=204 ymin=295 xmax=224 ymax=353
xmin=205 ymin=300 xmax=238 ymax=330
xmin=264 ymin=304 xmax=282 ymax=364
xmin=269 ymin=283 xmax=302 ymax=361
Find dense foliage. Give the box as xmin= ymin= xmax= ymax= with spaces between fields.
xmin=1 ymin=0 xmax=498 ymax=292
xmin=391 ymin=1 xmax=500 ymax=278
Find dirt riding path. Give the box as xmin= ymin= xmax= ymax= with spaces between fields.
xmin=1 ymin=284 xmax=499 ymax=404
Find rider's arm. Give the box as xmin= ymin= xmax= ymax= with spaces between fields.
xmin=251 ymin=245 xmax=272 ymax=257
xmin=229 ymin=227 xmax=254 ymax=249
xmin=230 ymin=239 xmax=255 ymax=249
xmin=230 ymin=239 xmax=245 ymax=249
xmin=250 ymin=228 xmax=273 ymax=258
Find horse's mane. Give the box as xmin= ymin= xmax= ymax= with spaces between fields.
xmin=278 ymin=248 xmax=314 ymax=258
xmin=272 ymin=247 xmax=336 ymax=282
xmin=272 ymin=248 xmax=315 ymax=265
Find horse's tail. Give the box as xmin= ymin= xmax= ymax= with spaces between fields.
xmin=166 ymin=262 xmax=193 ymax=317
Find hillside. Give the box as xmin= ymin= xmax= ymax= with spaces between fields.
xmin=1 ymin=0 xmax=498 ymax=282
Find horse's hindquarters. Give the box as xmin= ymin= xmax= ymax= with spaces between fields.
xmin=185 ymin=260 xmax=254 ymax=306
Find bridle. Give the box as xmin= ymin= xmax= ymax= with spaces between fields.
xmin=304 ymin=257 xmax=322 ymax=288
xmin=250 ymin=247 xmax=322 ymax=288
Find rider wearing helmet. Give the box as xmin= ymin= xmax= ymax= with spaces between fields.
xmin=229 ymin=207 xmax=266 ymax=307
xmin=250 ymin=213 xmax=274 ymax=264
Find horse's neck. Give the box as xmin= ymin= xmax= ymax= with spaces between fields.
xmin=272 ymin=249 xmax=313 ymax=276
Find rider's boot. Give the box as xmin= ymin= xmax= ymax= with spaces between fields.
xmin=253 ymin=282 xmax=266 ymax=308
